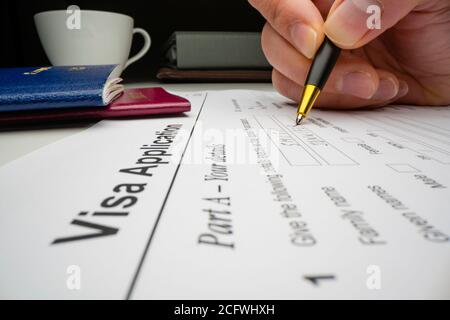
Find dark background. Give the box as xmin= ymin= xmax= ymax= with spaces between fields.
xmin=0 ymin=0 xmax=266 ymax=82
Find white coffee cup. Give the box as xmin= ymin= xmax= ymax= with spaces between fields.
xmin=34 ymin=9 xmax=151 ymax=74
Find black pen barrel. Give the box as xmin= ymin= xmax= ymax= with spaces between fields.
xmin=305 ymin=38 xmax=341 ymax=90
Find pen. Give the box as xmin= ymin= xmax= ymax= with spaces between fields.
xmin=296 ymin=37 xmax=341 ymax=125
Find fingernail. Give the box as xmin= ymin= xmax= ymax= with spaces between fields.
xmin=372 ymin=78 xmax=398 ymax=100
xmin=397 ymin=80 xmax=409 ymax=98
xmin=290 ymin=23 xmax=318 ymax=59
xmin=337 ymin=71 xmax=376 ymax=99
xmin=325 ymin=0 xmax=382 ymax=47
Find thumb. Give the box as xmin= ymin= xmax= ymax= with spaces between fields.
xmin=324 ymin=0 xmax=420 ymax=49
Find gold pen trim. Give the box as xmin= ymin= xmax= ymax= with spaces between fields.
xmin=296 ymin=84 xmax=321 ymax=125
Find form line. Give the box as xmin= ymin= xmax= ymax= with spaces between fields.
xmin=125 ymin=93 xmax=208 ymax=300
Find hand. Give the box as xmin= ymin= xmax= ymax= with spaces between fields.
xmin=249 ymin=0 xmax=450 ymax=108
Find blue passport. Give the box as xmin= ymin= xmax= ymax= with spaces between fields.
xmin=0 ymin=65 xmax=123 ymax=112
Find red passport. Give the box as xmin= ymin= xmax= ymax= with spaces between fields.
xmin=0 ymin=87 xmax=191 ymax=126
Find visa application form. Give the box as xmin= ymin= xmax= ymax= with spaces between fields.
xmin=0 ymin=90 xmax=449 ymax=299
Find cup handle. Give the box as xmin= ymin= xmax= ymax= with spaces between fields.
xmin=124 ymin=28 xmax=151 ymax=70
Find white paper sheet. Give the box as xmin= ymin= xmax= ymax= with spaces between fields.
xmin=0 ymin=90 xmax=449 ymax=299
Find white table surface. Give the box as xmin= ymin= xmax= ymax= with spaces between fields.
xmin=0 ymin=82 xmax=275 ymax=167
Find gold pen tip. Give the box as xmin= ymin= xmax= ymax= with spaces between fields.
xmin=295 ymin=84 xmax=321 ymax=125
xmin=296 ymin=114 xmax=304 ymax=126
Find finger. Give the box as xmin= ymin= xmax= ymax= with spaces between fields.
xmin=272 ymin=68 xmax=406 ymax=109
xmin=273 ymin=67 xmax=376 ymax=108
xmin=368 ymin=69 xmax=410 ymax=107
xmin=324 ymin=0 xmax=420 ymax=49
xmin=371 ymin=69 xmax=400 ymax=101
xmin=262 ymin=23 xmax=380 ymax=99
xmin=248 ymin=0 xmax=325 ymax=58
xmin=366 ymin=78 xmax=409 ymax=108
